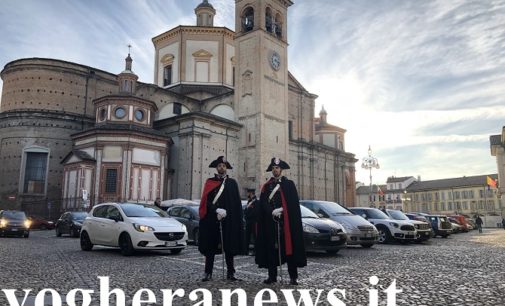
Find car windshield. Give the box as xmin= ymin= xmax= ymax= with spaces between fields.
xmin=3 ymin=211 xmax=26 ymax=220
xmin=300 ymin=206 xmax=319 ymax=218
xmin=365 ymin=209 xmax=390 ymax=219
xmin=71 ymin=212 xmax=88 ymax=221
xmin=314 ymin=201 xmax=352 ymax=215
xmin=387 ymin=210 xmax=409 ymax=220
xmin=120 ymin=204 xmax=166 ymax=217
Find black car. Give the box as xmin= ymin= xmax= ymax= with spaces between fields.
xmin=0 ymin=210 xmax=30 ymax=238
xmin=166 ymin=205 xmax=200 ymax=245
xmin=300 ymin=205 xmax=347 ymax=254
xmin=55 ymin=211 xmax=88 ymax=237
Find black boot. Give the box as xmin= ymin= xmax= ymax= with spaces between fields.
xmin=263 ymin=278 xmax=277 ymax=284
xmin=201 ymin=273 xmax=212 ymax=282
xmin=289 ymin=278 xmax=298 ymax=285
xmin=227 ymin=272 xmax=240 ymax=281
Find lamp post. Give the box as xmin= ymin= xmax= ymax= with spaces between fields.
xmin=361 ymin=145 xmax=380 ymax=207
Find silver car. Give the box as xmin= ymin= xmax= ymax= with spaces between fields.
xmin=300 ymin=200 xmax=378 ymax=248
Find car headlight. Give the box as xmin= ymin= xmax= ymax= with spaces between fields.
xmin=24 ymin=220 xmax=31 ymax=229
xmin=336 ymin=226 xmax=346 ymax=234
xmin=389 ymin=222 xmax=399 ymax=228
xmin=414 ymin=224 xmax=420 ymax=229
xmin=302 ymin=223 xmax=319 ymax=233
xmin=0 ymin=218 xmax=7 ymax=228
xmin=181 ymin=224 xmax=187 ymax=232
xmin=133 ymin=223 xmax=154 ymax=232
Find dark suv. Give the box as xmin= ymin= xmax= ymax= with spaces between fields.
xmin=0 ymin=210 xmax=31 ymax=238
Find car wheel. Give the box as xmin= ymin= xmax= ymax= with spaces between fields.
xmin=442 ymin=235 xmax=448 ymax=238
xmin=80 ymin=231 xmax=93 ymax=251
xmin=377 ymin=227 xmax=392 ymax=244
xmin=170 ymin=248 xmax=183 ymax=255
xmin=71 ymin=227 xmax=79 ymax=238
xmin=119 ymin=233 xmax=135 ymax=256
xmin=55 ymin=227 xmax=62 ymax=237
xmin=326 ymin=249 xmax=339 ymax=255
xmin=193 ymin=228 xmax=199 ymax=246
xmin=23 ymin=232 xmax=29 ymax=238
xmin=360 ymin=243 xmax=374 ymax=248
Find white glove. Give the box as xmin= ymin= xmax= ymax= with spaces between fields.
xmin=272 ymin=207 xmax=283 ymax=218
xmin=216 ymin=208 xmax=227 ymax=220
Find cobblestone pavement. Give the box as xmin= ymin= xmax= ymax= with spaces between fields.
xmin=1 ymin=229 xmax=504 ymax=305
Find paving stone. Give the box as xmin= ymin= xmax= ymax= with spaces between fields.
xmin=0 ymin=230 xmax=504 ymax=305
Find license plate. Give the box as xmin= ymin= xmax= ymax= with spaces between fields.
xmin=424 ymin=232 xmax=430 ymax=236
xmin=364 ymin=233 xmax=371 ymax=237
xmin=330 ymin=236 xmax=340 ymax=241
xmin=11 ymin=228 xmax=18 ymax=231
xmin=165 ymin=241 xmax=176 ymax=247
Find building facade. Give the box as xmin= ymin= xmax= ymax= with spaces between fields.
xmin=404 ymin=174 xmax=502 ymax=217
xmin=490 ymin=129 xmax=504 ymax=198
xmin=0 ymin=0 xmax=357 ymax=216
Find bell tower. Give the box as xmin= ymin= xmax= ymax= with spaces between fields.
xmin=234 ymin=0 xmax=293 ymax=190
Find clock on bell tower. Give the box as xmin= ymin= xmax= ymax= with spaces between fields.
xmin=234 ymin=0 xmax=293 ymax=191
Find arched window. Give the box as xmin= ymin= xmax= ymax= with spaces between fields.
xmin=242 ymin=7 xmax=254 ymax=32
xmin=274 ymin=13 xmax=283 ymax=39
xmin=265 ymin=7 xmax=273 ymax=33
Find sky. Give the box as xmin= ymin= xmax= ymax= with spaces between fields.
xmin=0 ymin=0 xmax=504 ymax=185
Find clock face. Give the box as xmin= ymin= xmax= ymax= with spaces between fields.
xmin=270 ymin=51 xmax=281 ymax=71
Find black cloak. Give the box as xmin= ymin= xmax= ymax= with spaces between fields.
xmin=255 ymin=176 xmax=307 ymax=268
xmin=198 ymin=175 xmax=244 ymax=256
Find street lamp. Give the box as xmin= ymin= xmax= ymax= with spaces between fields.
xmin=361 ymin=145 xmax=380 ymax=207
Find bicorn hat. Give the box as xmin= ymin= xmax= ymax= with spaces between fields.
xmin=209 ymin=156 xmax=232 ymax=169
xmin=266 ymin=157 xmax=290 ymax=172
xmin=246 ymin=188 xmax=256 ymax=193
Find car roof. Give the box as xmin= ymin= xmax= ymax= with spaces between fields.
xmin=167 ymin=205 xmax=198 ymax=211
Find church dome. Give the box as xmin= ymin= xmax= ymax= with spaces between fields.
xmin=197 ymin=0 xmax=214 ymax=9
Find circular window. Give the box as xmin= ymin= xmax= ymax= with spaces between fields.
xmin=115 ymin=107 xmax=126 ymax=119
xmin=99 ymin=108 xmax=107 ymax=121
xmin=135 ymin=109 xmax=144 ymax=121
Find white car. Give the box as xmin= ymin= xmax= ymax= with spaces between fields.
xmin=385 ymin=209 xmax=433 ymax=242
xmin=348 ymin=207 xmax=417 ymax=244
xmin=80 ymin=202 xmax=187 ymax=256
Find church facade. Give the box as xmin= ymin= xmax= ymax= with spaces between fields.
xmin=0 ymin=0 xmax=357 ymax=216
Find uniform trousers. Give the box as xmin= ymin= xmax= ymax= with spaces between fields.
xmin=204 ymin=253 xmax=235 ymax=275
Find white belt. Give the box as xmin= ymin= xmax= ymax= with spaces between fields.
xmin=212 ymin=178 xmax=226 ymax=205
xmin=268 ymin=184 xmax=280 ymax=202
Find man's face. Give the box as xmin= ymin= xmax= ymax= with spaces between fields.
xmin=216 ymin=163 xmax=227 ymax=175
xmin=272 ymin=166 xmax=282 ymax=178
xmin=247 ymin=191 xmax=254 ymax=199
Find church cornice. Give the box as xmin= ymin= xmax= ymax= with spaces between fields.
xmin=289 ymin=139 xmax=357 ymax=161
xmin=0 ymin=109 xmax=95 ymax=123
xmin=154 ymin=111 xmax=242 ymax=131
xmin=93 ymin=95 xmax=158 ymax=112
xmin=152 ymin=26 xmax=235 ymax=45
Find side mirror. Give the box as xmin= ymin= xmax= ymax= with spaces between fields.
xmin=110 ymin=216 xmax=120 ymax=222
xmin=317 ymin=213 xmax=324 ymax=218
xmin=361 ymin=214 xmax=367 ymax=220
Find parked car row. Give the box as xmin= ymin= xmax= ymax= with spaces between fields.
xmin=2 ymin=199 xmax=477 ymax=257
